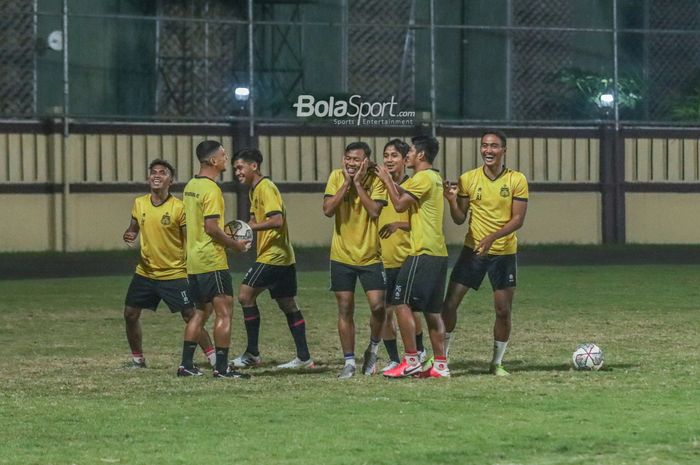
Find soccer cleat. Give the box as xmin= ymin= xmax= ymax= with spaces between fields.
xmin=361 ymin=347 xmax=378 ymax=375
xmin=337 ymin=364 xmax=356 ymax=379
xmin=125 ymin=359 xmax=147 ymax=369
xmin=418 ymin=350 xmax=428 ymax=364
xmin=381 ymin=361 xmax=400 ymax=373
xmin=230 ymin=351 xmax=262 ymax=368
xmin=490 ymin=364 xmax=510 ymax=376
xmin=383 ymin=358 xmax=421 ymax=378
xmin=276 ymin=357 xmax=315 ymax=369
xmin=176 ymin=365 xmax=203 ymax=377
xmin=214 ymin=368 xmax=251 ymax=379
xmin=419 ymin=360 xmax=450 ymax=378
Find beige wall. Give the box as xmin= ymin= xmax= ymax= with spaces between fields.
xmin=63 ymin=192 xmax=238 ymax=251
xmin=282 ymin=191 xmax=602 ymax=247
xmin=0 ymin=194 xmax=56 ymax=251
xmin=626 ymin=193 xmax=700 ymax=243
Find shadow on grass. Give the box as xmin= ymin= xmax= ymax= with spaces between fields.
xmin=240 ymin=365 xmax=333 ymax=378
xmin=448 ymin=360 xmax=638 ymax=376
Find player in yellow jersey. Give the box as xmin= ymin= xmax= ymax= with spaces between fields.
xmin=177 ymin=140 xmax=251 ymax=379
xmin=442 ymin=131 xmax=529 ymax=376
xmin=230 ymin=148 xmax=313 ymax=370
xmin=377 ymin=139 xmax=427 ymax=372
xmin=122 ymin=159 xmax=215 ymax=369
xmin=323 ymin=141 xmax=388 ymax=378
xmin=376 ymin=135 xmax=450 ymax=378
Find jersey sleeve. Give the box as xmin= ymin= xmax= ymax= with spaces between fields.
xmin=202 ymin=186 xmax=224 ymax=219
xmin=512 ymin=173 xmax=529 ymax=201
xmin=370 ymin=176 xmax=388 ymax=205
xmin=457 ymin=172 xmax=471 ymax=198
xmin=177 ymin=202 xmax=186 ymax=227
xmin=402 ymin=171 xmax=431 ymax=201
xmin=261 ymin=182 xmax=284 ymax=217
xmin=130 ymin=198 xmax=139 ymax=221
xmin=324 ymin=170 xmax=342 ymax=197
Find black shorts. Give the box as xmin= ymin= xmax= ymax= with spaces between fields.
xmin=187 ymin=270 xmax=234 ymax=306
xmin=329 ymin=260 xmax=386 ymax=293
xmin=450 ymin=247 xmax=517 ymax=291
xmin=125 ymin=274 xmax=193 ymax=313
xmin=241 ymin=262 xmax=297 ymax=299
xmin=384 ymin=267 xmax=401 ymax=305
xmin=391 ymin=254 xmax=447 ymax=313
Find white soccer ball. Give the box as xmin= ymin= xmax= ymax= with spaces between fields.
xmin=572 ymin=343 xmax=604 ymax=371
xmin=224 ymin=220 xmax=253 ymax=242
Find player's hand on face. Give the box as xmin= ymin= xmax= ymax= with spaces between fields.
xmin=375 ymin=164 xmax=391 ymax=183
xmin=123 ymin=231 xmax=137 ymax=244
xmin=354 ymin=158 xmax=368 ymax=183
xmin=443 ymin=181 xmax=458 ymax=201
xmin=379 ymin=222 xmax=399 ymax=239
xmin=342 ymin=164 xmax=353 ymax=184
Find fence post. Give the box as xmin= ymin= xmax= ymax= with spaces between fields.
xmin=600 ymin=124 xmax=626 ymax=244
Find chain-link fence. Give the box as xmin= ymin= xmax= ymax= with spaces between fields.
xmin=2 ymin=0 xmax=700 ymax=125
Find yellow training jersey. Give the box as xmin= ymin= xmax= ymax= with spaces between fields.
xmin=131 ymin=194 xmax=187 ymax=280
xmin=183 ymin=175 xmax=229 ymax=274
xmin=401 ymin=169 xmax=448 ymax=257
xmin=457 ymin=167 xmax=529 ymax=255
xmin=250 ymin=177 xmax=295 ymax=266
xmin=379 ymin=175 xmax=411 ymax=268
xmin=324 ymin=169 xmax=388 ymax=266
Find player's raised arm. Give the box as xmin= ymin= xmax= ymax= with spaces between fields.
xmin=322 ymin=169 xmax=351 ymax=217
xmin=375 ymin=164 xmax=416 ymax=213
xmin=353 ymin=158 xmax=383 ymax=219
xmin=444 ymin=180 xmax=469 ymax=225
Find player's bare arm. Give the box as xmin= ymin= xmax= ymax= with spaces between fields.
xmin=378 ymin=221 xmax=410 ymax=239
xmin=353 ymin=158 xmax=383 ymax=219
xmin=123 ymin=217 xmax=139 ymax=244
xmin=204 ymin=217 xmax=250 ymax=252
xmin=322 ymin=172 xmax=352 ymax=217
xmin=444 ymin=180 xmax=469 ymax=225
xmin=476 ymin=199 xmax=528 ymax=256
xmin=376 ymin=165 xmax=415 ymax=213
xmin=249 ymin=212 xmax=283 ymax=231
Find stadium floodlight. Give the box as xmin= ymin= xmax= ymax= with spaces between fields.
xmin=599 ymin=93 xmax=615 ymax=108
xmin=234 ymin=87 xmax=250 ymax=102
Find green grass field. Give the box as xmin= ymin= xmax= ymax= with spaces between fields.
xmin=1 ymin=265 xmax=698 ymax=465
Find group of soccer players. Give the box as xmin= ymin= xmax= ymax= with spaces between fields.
xmin=122 ymin=130 xmax=528 ymax=379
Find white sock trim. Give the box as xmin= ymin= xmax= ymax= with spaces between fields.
xmin=492 ymin=340 xmax=508 ymax=366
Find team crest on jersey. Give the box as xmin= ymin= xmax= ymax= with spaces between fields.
xmin=500 ymin=185 xmax=510 ymax=197
xmin=140 ymin=213 xmax=146 ymax=225
xmin=476 ymin=187 xmax=482 ymax=201
xmin=161 ymin=212 xmax=171 ymax=225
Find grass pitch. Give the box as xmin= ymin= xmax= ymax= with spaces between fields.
xmin=0 ymin=265 xmax=698 ymax=465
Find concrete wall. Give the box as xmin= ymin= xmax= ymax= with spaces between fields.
xmin=626 ymin=193 xmax=700 ymax=244
xmin=283 ymin=191 xmax=601 ymax=248
xmin=1 ymin=128 xmax=698 ymax=251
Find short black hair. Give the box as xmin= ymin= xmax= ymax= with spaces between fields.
xmin=383 ymin=139 xmax=409 ymax=157
xmin=345 ymin=141 xmax=371 ymax=158
xmin=411 ymin=135 xmax=440 ymax=163
xmin=481 ymin=130 xmax=507 ymax=147
xmin=196 ymin=140 xmax=223 ymax=163
xmin=234 ymin=148 xmax=263 ymax=166
xmin=148 ymin=158 xmax=175 ymax=178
